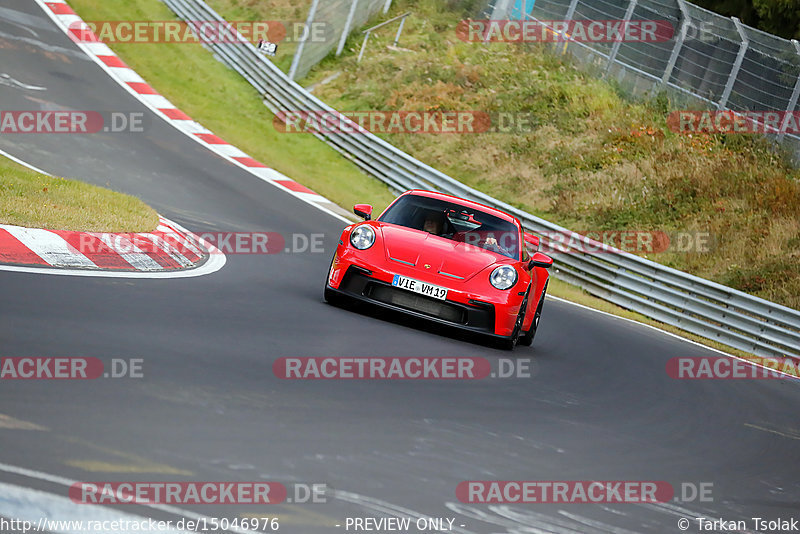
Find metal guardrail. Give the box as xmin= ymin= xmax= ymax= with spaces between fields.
xmin=164 ymin=0 xmax=800 ymax=361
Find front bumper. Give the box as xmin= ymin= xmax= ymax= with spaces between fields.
xmin=328 ymin=252 xmax=523 ymax=337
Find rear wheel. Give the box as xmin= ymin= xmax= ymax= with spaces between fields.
xmin=519 ymin=281 xmax=547 ymax=346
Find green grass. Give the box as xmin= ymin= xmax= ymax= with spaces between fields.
xmin=69 ymin=0 xmax=396 ymax=217
xmin=0 ymin=156 xmax=158 ymax=232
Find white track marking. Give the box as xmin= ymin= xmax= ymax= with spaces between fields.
xmin=0 ymin=148 xmax=50 ymax=174
xmin=94 ymin=233 xmax=164 ymax=271
xmin=107 ymin=68 xmax=144 ymax=83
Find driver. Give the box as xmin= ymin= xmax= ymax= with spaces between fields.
xmin=482 ymin=231 xmax=515 ymax=257
xmin=421 ymin=210 xmax=451 ymax=238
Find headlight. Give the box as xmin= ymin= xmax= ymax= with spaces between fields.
xmin=490 ymin=265 xmax=517 ymax=290
xmin=350 ymin=225 xmax=376 ymax=250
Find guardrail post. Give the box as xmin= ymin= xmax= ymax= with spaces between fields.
xmin=604 ymin=0 xmax=638 ymax=77
xmin=661 ymin=0 xmax=690 ymax=86
xmin=383 ymin=0 xmax=393 ymax=14
xmin=778 ymin=39 xmax=800 ymax=142
xmin=717 ymin=17 xmax=748 ymax=109
xmin=288 ymin=0 xmax=320 ymax=80
xmin=336 ymin=0 xmax=360 ymax=56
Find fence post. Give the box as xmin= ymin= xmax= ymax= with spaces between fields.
xmin=336 ymin=0 xmax=360 ymax=56
xmin=717 ymin=17 xmax=748 ymax=109
xmin=393 ymin=15 xmax=406 ymax=46
xmin=555 ymin=0 xmax=581 ymax=53
xmin=778 ymin=39 xmax=800 ymax=142
xmin=288 ymin=0 xmax=321 ymax=80
xmin=604 ymin=0 xmax=638 ymax=77
xmin=661 ymin=0 xmax=690 ymax=86
xmin=490 ymin=0 xmax=514 ymax=20
xmin=564 ymin=0 xmax=580 ymax=22
xmin=357 ymin=31 xmax=371 ymax=62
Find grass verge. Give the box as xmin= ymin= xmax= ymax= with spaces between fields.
xmin=0 ymin=155 xmax=158 ymax=232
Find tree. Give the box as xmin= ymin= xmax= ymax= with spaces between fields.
xmin=690 ymin=0 xmax=800 ymax=40
xmin=752 ymin=0 xmax=800 ymax=40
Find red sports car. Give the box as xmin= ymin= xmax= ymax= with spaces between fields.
xmin=324 ymin=190 xmax=553 ymax=349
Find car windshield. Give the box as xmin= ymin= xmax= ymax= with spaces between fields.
xmin=378 ymin=194 xmax=520 ymax=259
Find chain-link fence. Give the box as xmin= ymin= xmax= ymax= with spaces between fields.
xmin=485 ymin=0 xmax=800 ymax=160
xmin=288 ymin=0 xmax=392 ymax=80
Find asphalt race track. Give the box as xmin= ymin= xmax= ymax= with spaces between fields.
xmin=1 ymin=2 xmax=799 ymax=533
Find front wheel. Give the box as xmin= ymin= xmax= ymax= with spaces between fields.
xmin=496 ymin=290 xmax=529 ymax=351
xmin=323 ymin=284 xmax=340 ymax=305
xmin=323 ymin=254 xmax=341 ymax=305
xmin=519 ymin=281 xmax=547 ymax=346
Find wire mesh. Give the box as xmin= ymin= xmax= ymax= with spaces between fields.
xmin=290 ymin=0 xmax=387 ymax=80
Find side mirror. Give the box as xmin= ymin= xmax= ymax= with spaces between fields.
xmin=524 ymin=233 xmax=540 ymax=250
xmin=353 ymin=204 xmax=373 ymax=220
xmin=528 ymin=252 xmax=553 ymax=270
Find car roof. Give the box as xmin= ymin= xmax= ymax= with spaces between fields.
xmin=402 ymin=190 xmax=521 ymax=227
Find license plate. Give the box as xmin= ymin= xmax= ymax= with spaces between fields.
xmin=392 ymin=274 xmax=448 ymax=300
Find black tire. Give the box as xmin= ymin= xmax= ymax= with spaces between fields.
xmin=323 ymin=284 xmax=340 ymax=305
xmin=497 ymin=290 xmax=530 ymax=351
xmin=323 ymin=255 xmax=341 ymax=305
xmin=519 ymin=281 xmax=547 ymax=347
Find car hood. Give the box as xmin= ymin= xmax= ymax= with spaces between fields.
xmin=380 ymin=224 xmax=506 ymax=282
